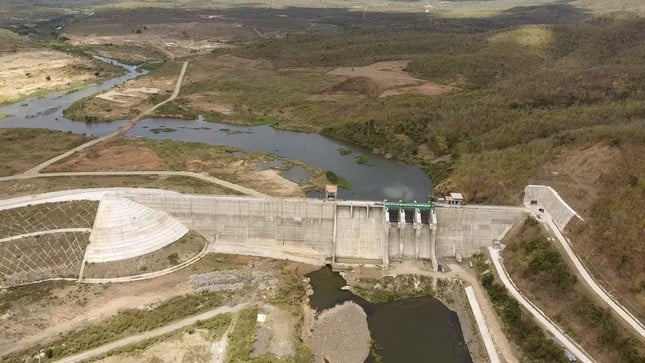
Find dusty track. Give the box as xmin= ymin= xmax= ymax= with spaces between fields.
xmin=21 ymin=61 xmax=189 ymax=176
xmin=55 ymin=303 xmax=249 ymax=363
xmin=0 ymin=171 xmax=268 ymax=197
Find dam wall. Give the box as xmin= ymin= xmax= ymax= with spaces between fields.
xmin=129 ymin=195 xmax=387 ymax=265
xmin=435 ymin=206 xmax=527 ymax=258
xmin=129 ymin=194 xmax=527 ymax=266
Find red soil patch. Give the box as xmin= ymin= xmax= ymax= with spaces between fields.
xmin=53 ymin=145 xmax=164 ymax=171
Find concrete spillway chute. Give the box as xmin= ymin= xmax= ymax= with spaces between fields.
xmin=86 ymin=195 xmax=189 ymax=263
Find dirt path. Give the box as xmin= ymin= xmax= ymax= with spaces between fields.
xmin=55 ymin=303 xmax=249 ymax=363
xmin=20 ymin=61 xmax=189 ymax=176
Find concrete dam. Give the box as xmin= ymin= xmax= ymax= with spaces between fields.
xmin=0 ymin=188 xmax=532 ymax=287
xmin=127 ymin=193 xmax=528 ymax=269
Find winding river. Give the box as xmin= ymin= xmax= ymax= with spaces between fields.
xmin=0 ymin=58 xmax=432 ymax=201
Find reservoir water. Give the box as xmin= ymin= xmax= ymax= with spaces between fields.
xmin=307 ymin=266 xmax=472 ymax=363
xmin=0 ymin=58 xmax=433 ymax=201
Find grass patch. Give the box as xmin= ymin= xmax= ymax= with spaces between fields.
xmin=325 ymin=170 xmax=351 ymax=190
xmin=503 ymin=219 xmax=645 ymax=362
xmin=337 ymin=148 xmax=352 ymax=156
xmin=254 ymin=116 xmax=280 ymax=126
xmin=353 ymin=275 xmax=434 ymax=304
xmin=0 ymin=128 xmax=92 ymax=177
xmin=4 ymin=292 xmax=226 ymax=362
xmin=355 ymin=154 xmax=369 ymax=165
xmin=472 ymin=253 xmax=569 ymax=362
xmin=0 ymin=175 xmax=237 ymax=200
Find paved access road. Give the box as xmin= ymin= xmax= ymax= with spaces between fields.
xmin=488 ymin=247 xmax=594 ymax=363
xmin=539 ymin=211 xmax=645 ymax=338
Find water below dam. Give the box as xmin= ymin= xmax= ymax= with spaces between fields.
xmin=0 ymin=58 xmax=432 ymax=200
xmin=307 ymin=266 xmax=472 ymax=363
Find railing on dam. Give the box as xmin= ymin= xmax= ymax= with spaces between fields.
xmin=384 ymin=201 xmax=435 ymax=211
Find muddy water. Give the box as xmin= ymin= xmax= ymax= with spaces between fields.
xmin=0 ymin=57 xmax=140 ymax=135
xmin=128 ymin=117 xmax=433 ymax=200
xmin=307 ymin=266 xmax=472 ymax=363
xmin=0 ymin=58 xmax=433 ymax=201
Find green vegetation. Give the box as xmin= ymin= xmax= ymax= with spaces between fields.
xmin=504 ymin=219 xmax=645 ymax=362
xmin=0 ymin=281 xmax=62 ymax=315
xmin=325 ymin=170 xmax=352 ymax=190
xmin=254 ymin=116 xmax=280 ymax=126
xmin=337 ymin=148 xmax=352 ymax=156
xmin=0 ymin=128 xmax=92 ymax=177
xmin=194 ymin=314 xmax=233 ymax=339
xmin=353 ymin=275 xmax=434 ymax=304
xmin=3 ymin=292 xmax=226 ymax=362
xmin=472 ymin=253 xmax=569 ymax=362
xmin=354 ymin=154 xmax=369 ymax=165
xmin=268 ymin=266 xmax=306 ymax=313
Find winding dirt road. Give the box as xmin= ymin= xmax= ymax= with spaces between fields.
xmin=21 ymin=61 xmax=189 ymax=176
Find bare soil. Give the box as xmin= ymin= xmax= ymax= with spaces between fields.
xmin=83 ymin=231 xmax=207 ymax=279
xmin=65 ymin=60 xmax=184 ymax=122
xmin=327 ymin=60 xmax=458 ymax=98
xmin=46 ymin=136 xmax=319 ymax=197
xmin=51 ymin=145 xmax=165 ymax=172
xmin=0 ymin=50 xmax=121 ymax=105
xmin=95 ymin=330 xmax=215 ymax=363
xmin=253 ymin=305 xmax=297 ymax=358
xmin=533 ymin=142 xmax=619 ymax=212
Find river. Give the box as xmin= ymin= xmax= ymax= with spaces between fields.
xmin=307 ymin=266 xmax=472 ymax=363
xmin=0 ymin=57 xmax=432 ymax=201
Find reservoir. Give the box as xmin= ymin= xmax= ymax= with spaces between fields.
xmin=0 ymin=58 xmax=432 ymax=201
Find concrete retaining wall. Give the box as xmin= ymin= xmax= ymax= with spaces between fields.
xmin=523 ymin=185 xmax=579 ymax=230
xmin=435 ymin=206 xmax=527 ymax=258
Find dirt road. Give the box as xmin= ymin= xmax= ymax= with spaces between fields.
xmin=21 ymin=61 xmax=189 ymax=176
xmin=55 ymin=303 xmax=249 ymax=363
